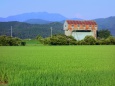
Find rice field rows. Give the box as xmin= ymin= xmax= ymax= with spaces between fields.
xmin=0 ymin=46 xmax=115 ymax=86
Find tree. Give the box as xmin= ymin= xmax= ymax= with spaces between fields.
xmin=43 ymin=34 xmax=77 ymax=45
xmin=21 ymin=41 xmax=26 ymax=46
xmin=105 ymin=36 xmax=115 ymax=45
xmin=97 ymin=29 xmax=111 ymax=39
xmin=96 ymin=39 xmax=106 ymax=45
xmin=84 ymin=36 xmax=96 ymax=45
xmin=49 ymin=34 xmax=68 ymax=45
xmin=77 ymin=40 xmax=86 ymax=45
xmin=0 ymin=35 xmax=22 ymax=46
xmin=36 ymin=35 xmax=44 ymax=43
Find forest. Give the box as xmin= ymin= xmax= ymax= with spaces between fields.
xmin=0 ymin=21 xmax=63 ymax=39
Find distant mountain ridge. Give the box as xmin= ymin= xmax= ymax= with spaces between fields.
xmin=0 ymin=12 xmax=115 ymax=37
xmin=0 ymin=12 xmax=82 ymax=22
xmin=0 ymin=12 xmax=67 ymax=22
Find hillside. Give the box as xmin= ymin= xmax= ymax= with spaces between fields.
xmin=94 ymin=16 xmax=115 ymax=36
xmin=0 ymin=21 xmax=63 ymax=39
xmin=25 ymin=19 xmax=52 ymax=24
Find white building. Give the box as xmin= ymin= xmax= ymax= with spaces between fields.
xmin=63 ymin=20 xmax=98 ymax=40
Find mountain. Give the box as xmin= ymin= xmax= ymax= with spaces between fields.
xmin=0 ymin=12 xmax=83 ymax=23
xmin=25 ymin=19 xmax=52 ymax=24
xmin=0 ymin=17 xmax=5 ymax=21
xmin=0 ymin=12 xmax=67 ymax=22
xmin=94 ymin=16 xmax=115 ymax=36
xmin=25 ymin=18 xmax=83 ymax=24
xmin=0 ymin=21 xmax=63 ymax=39
xmin=0 ymin=16 xmax=115 ymax=38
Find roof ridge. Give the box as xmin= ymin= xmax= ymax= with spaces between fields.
xmin=66 ymin=20 xmax=97 ymax=25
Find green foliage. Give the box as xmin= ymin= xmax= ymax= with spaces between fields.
xmin=77 ymin=36 xmax=96 ymax=45
xmin=21 ymin=42 xmax=26 ymax=46
xmin=49 ymin=34 xmax=68 ymax=45
xmin=77 ymin=40 xmax=86 ymax=45
xmin=95 ymin=36 xmax=115 ymax=45
xmin=95 ymin=16 xmax=115 ymax=36
xmin=43 ymin=34 xmax=77 ymax=45
xmin=105 ymin=36 xmax=115 ymax=45
xmin=36 ymin=35 xmax=44 ymax=44
xmin=0 ymin=35 xmax=22 ymax=46
xmin=43 ymin=37 xmax=50 ymax=45
xmin=0 ymin=46 xmax=115 ymax=86
xmin=78 ymin=35 xmax=115 ymax=45
xmin=36 ymin=35 xmax=42 ymax=40
xmin=97 ymin=29 xmax=111 ymax=39
xmin=39 ymin=34 xmax=115 ymax=45
xmin=84 ymin=36 xmax=96 ymax=45
xmin=0 ymin=21 xmax=63 ymax=39
xmin=96 ymin=39 xmax=106 ymax=45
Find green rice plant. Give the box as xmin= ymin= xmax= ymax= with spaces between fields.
xmin=0 ymin=46 xmax=115 ymax=86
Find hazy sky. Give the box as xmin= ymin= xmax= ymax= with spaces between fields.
xmin=0 ymin=0 xmax=115 ymax=19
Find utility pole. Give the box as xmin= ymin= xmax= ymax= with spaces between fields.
xmin=11 ymin=26 xmax=12 ymax=37
xmin=51 ymin=27 xmax=52 ymax=38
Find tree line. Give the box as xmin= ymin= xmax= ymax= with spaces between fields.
xmin=0 ymin=21 xmax=63 ymax=39
xmin=0 ymin=29 xmax=115 ymax=46
xmin=37 ymin=29 xmax=115 ymax=45
xmin=37 ymin=35 xmax=115 ymax=45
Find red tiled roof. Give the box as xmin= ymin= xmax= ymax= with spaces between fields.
xmin=66 ymin=20 xmax=97 ymax=25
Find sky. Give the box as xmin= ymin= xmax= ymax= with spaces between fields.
xmin=0 ymin=0 xmax=115 ymax=19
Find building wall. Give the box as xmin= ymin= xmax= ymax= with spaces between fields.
xmin=65 ymin=30 xmax=72 ymax=36
xmin=63 ymin=21 xmax=68 ymax=30
xmin=64 ymin=20 xmax=98 ymax=40
xmin=72 ymin=32 xmax=94 ymax=40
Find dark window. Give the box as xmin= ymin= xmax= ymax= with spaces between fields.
xmin=72 ymin=25 xmax=74 ymax=28
xmin=78 ymin=24 xmax=80 ymax=27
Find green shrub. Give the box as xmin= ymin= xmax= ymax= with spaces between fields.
xmin=37 ymin=34 xmax=115 ymax=45
xmin=96 ymin=36 xmax=115 ymax=45
xmin=43 ymin=34 xmax=76 ymax=45
xmin=105 ymin=36 xmax=115 ymax=45
xmin=96 ymin=39 xmax=105 ymax=45
xmin=21 ymin=42 xmax=26 ymax=46
xmin=43 ymin=37 xmax=50 ymax=45
xmin=84 ymin=36 xmax=96 ymax=45
xmin=36 ymin=35 xmax=44 ymax=43
xmin=77 ymin=40 xmax=86 ymax=45
xmin=97 ymin=29 xmax=111 ymax=39
xmin=0 ymin=35 xmax=21 ymax=46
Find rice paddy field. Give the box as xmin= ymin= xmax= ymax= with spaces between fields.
xmin=0 ymin=45 xmax=115 ymax=86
